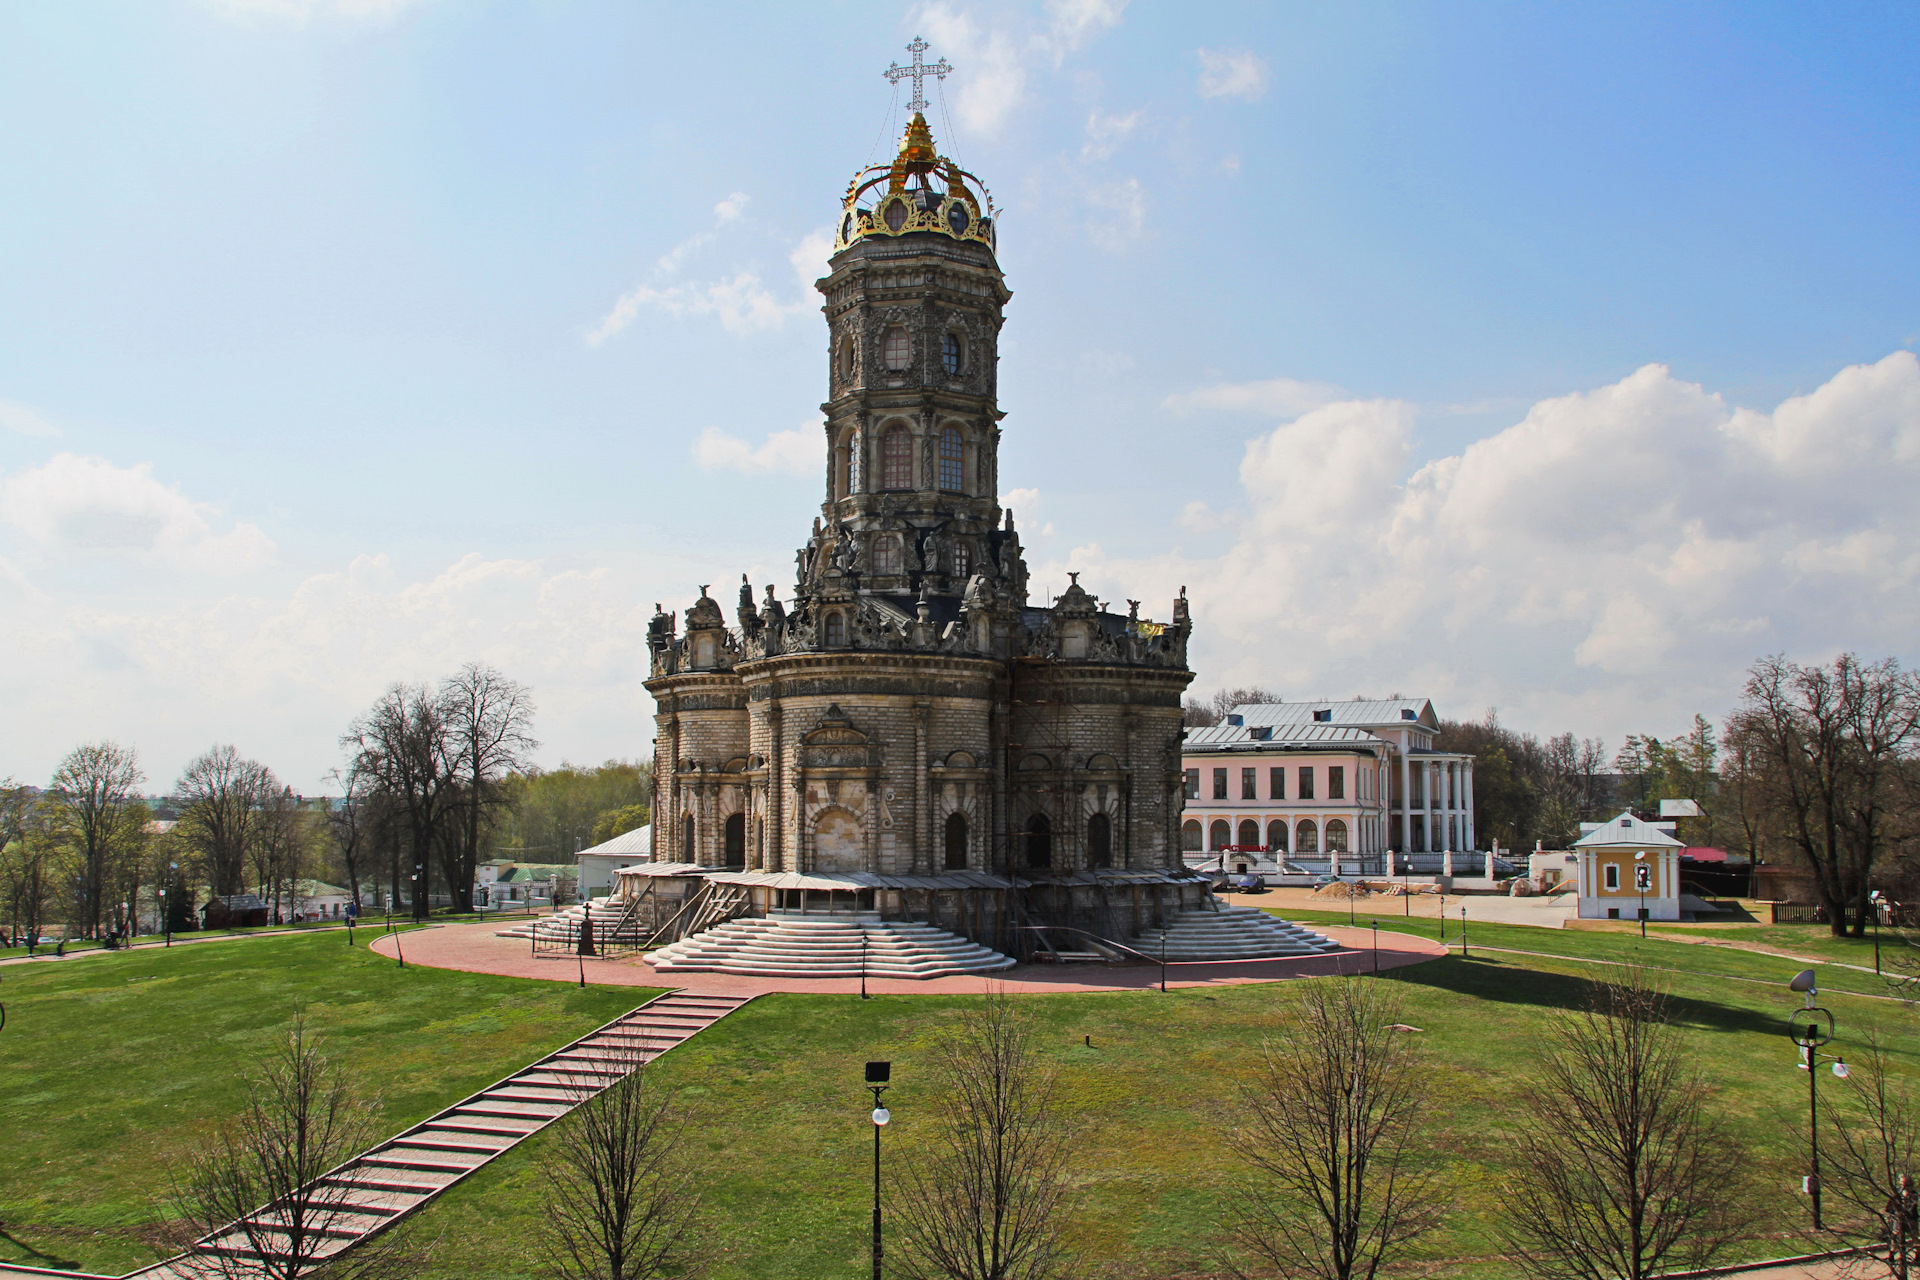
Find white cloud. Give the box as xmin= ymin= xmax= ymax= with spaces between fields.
xmin=1164 ymin=376 xmax=1348 ymax=419
xmin=911 ymin=1 xmax=1126 ymax=138
xmin=1197 ymin=48 xmax=1270 ymax=101
xmin=0 ymin=400 xmax=60 ymax=438
xmin=590 ymin=274 xmax=799 ymax=344
xmin=0 ymin=453 xmax=275 ymax=573
xmin=693 ymin=425 xmax=823 ymax=476
xmin=1049 ymin=352 xmax=1920 ymax=742
xmin=592 ymin=195 xmax=826 ymax=345
xmin=1081 ymin=108 xmax=1142 ymax=161
xmin=789 ymin=228 xmax=836 ymax=295
xmin=1086 ymin=177 xmax=1147 ymax=251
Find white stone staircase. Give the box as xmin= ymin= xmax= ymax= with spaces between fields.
xmin=645 ymin=911 xmax=1015 ymax=979
xmin=122 ymin=991 xmax=752 ymax=1280
xmin=1131 ymin=905 xmax=1340 ymax=961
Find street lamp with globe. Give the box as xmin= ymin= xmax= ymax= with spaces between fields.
xmin=864 ymin=1061 xmax=891 ymax=1280
xmin=1787 ymin=968 xmax=1849 ymax=1231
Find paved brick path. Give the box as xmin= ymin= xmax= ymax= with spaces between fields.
xmin=367 ymin=918 xmax=1444 ymax=995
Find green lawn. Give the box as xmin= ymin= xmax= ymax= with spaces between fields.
xmin=0 ymin=930 xmax=652 ymax=1274
xmin=3 ymin=918 xmax=1915 ymax=1278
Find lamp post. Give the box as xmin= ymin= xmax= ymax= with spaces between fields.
xmin=1635 ymin=851 xmax=1649 ymax=939
xmin=1871 ymin=891 xmax=1885 ymax=976
xmin=1787 ymin=969 xmax=1847 ymax=1232
xmin=1460 ymin=904 xmax=1468 ymax=959
xmin=865 ymin=1061 xmax=891 ymax=1280
xmin=1371 ymin=919 xmax=1379 ymax=975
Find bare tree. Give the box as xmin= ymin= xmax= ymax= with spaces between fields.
xmin=895 ymin=991 xmax=1075 ymax=1280
xmin=1824 ymin=1031 xmax=1920 ymax=1279
xmin=542 ymin=1046 xmax=702 ymax=1280
xmin=0 ymin=782 xmax=53 ymax=949
xmin=1727 ymin=653 xmax=1920 ymax=936
xmin=165 ymin=1015 xmax=431 ymax=1279
xmin=176 ymin=746 xmax=277 ymax=897
xmin=46 ymin=742 xmax=146 ymax=938
xmin=1498 ymin=967 xmax=1753 ymax=1280
xmin=326 ymin=762 xmax=376 ymax=913
xmin=1222 ymin=976 xmax=1440 ymax=1280
xmin=442 ymin=663 xmax=537 ymax=913
xmin=342 ymin=684 xmax=458 ymax=921
xmin=1185 ymin=685 xmax=1283 ymax=728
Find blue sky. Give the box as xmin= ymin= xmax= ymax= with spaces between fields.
xmin=2 ymin=0 xmax=1917 ymax=791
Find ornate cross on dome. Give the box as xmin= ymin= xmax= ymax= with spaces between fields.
xmin=884 ymin=36 xmax=951 ymax=115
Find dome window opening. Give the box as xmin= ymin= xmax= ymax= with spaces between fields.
xmin=881 ymin=426 xmax=914 ymax=490
xmin=883 ymin=199 xmax=909 ymax=233
xmin=883 ymin=327 xmax=912 ymax=371
xmin=838 ymin=338 xmax=856 ymax=383
xmin=823 ymin=611 xmax=846 ymax=647
xmin=952 ymin=541 xmax=970 ymax=578
xmin=873 ymin=534 xmax=902 ymax=575
xmin=946 ymin=201 xmax=971 ymax=235
xmin=939 ymin=426 xmax=964 ymax=492
xmin=942 ymin=332 xmax=964 ymax=376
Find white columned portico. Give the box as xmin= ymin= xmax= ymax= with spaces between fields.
xmin=1425 ymin=760 xmax=1438 ymax=854
xmin=1464 ymin=761 xmax=1476 ymax=851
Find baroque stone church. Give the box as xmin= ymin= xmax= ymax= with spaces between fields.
xmin=645 ymin=106 xmax=1195 ymax=894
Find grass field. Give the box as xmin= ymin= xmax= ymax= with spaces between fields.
xmin=3 ymin=915 xmax=1916 ymax=1278
xmin=0 ymin=929 xmax=651 ymax=1274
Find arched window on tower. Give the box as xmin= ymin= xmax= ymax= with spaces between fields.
xmin=847 ymin=428 xmax=864 ymax=494
xmin=881 ymin=426 xmax=914 ymax=490
xmin=823 ymin=612 xmax=846 ymax=647
xmin=944 ymin=812 xmax=968 ymax=871
xmin=953 ymin=542 xmax=971 ymax=579
xmin=872 ymin=535 xmax=901 ymax=575
xmin=1024 ymin=813 xmax=1052 ymax=869
xmin=883 ymin=326 xmax=911 ymax=370
xmin=1087 ymin=812 xmax=1111 ymax=869
xmin=942 ymin=332 xmax=964 ymax=375
xmin=838 ymin=338 xmax=856 ymax=384
xmin=939 ymin=426 xmax=964 ymax=492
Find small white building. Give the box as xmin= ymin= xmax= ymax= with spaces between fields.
xmin=575 ymin=824 xmax=653 ymax=899
xmin=1575 ymin=812 xmax=1684 ymax=922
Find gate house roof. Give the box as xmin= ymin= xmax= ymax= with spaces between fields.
xmin=1574 ymin=811 xmax=1685 ymax=850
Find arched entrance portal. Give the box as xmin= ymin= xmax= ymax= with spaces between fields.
xmin=723 ymin=813 xmax=746 ymax=869
xmin=944 ymin=812 xmax=968 ymax=871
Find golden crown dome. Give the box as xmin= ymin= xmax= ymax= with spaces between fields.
xmin=834 ymin=113 xmax=995 ymax=254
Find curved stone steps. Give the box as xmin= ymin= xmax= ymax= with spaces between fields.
xmin=1132 ymin=905 xmax=1340 ymax=961
xmin=647 ymin=912 xmax=1015 ymax=979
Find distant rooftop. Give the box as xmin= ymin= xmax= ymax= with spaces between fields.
xmin=1186 ymin=698 xmax=1437 ymax=749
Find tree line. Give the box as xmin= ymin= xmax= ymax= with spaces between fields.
xmin=1 ymin=662 xmax=655 ymax=946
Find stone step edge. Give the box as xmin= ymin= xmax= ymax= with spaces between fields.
xmin=120 ymin=988 xmax=756 ymax=1280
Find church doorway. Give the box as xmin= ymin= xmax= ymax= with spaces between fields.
xmin=723 ymin=813 xmax=746 ymax=869
xmin=944 ymin=813 xmax=968 ymax=871
xmin=1025 ymin=813 xmax=1052 ymax=869
xmin=1086 ymin=813 xmax=1111 ymax=869
xmin=813 ymin=808 xmax=864 ymax=873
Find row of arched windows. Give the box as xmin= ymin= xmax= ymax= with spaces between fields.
xmin=839 ymin=423 xmax=972 ymax=498
xmin=1181 ymin=817 xmax=1350 ymax=855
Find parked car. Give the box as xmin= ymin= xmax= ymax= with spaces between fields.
xmin=1233 ymin=873 xmax=1266 ymax=893
xmin=1311 ymin=873 xmax=1346 ymax=887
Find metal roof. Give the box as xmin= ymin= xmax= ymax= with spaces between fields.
xmin=577 ymin=824 xmax=653 ymax=858
xmin=1573 ymin=811 xmax=1685 ymax=850
xmin=1185 ymin=722 xmax=1389 ymax=751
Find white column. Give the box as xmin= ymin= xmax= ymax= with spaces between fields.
xmin=1464 ymin=762 xmax=1476 ymax=852
xmin=1425 ymin=761 xmax=1438 ymax=853
xmin=1398 ymin=750 xmax=1412 ymax=854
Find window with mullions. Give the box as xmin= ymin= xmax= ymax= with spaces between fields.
xmin=1241 ymin=767 xmax=1256 ymax=800
xmin=939 ymin=427 xmax=964 ymax=491
xmin=883 ymin=327 xmax=911 ymax=370
xmin=942 ymin=332 xmax=964 ymax=375
xmin=881 ymin=426 xmax=914 ymax=490
xmin=1329 ymin=766 xmax=1345 ymax=800
xmin=1184 ymin=769 xmax=1200 ymax=800
xmin=1269 ymin=767 xmax=1284 ymax=799
xmin=1212 ymin=768 xmax=1227 ymax=800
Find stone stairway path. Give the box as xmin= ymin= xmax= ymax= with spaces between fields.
xmin=646 ymin=911 xmax=1016 ymax=979
xmin=120 ymin=990 xmax=752 ymax=1280
xmin=1133 ymin=905 xmax=1339 ymax=961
